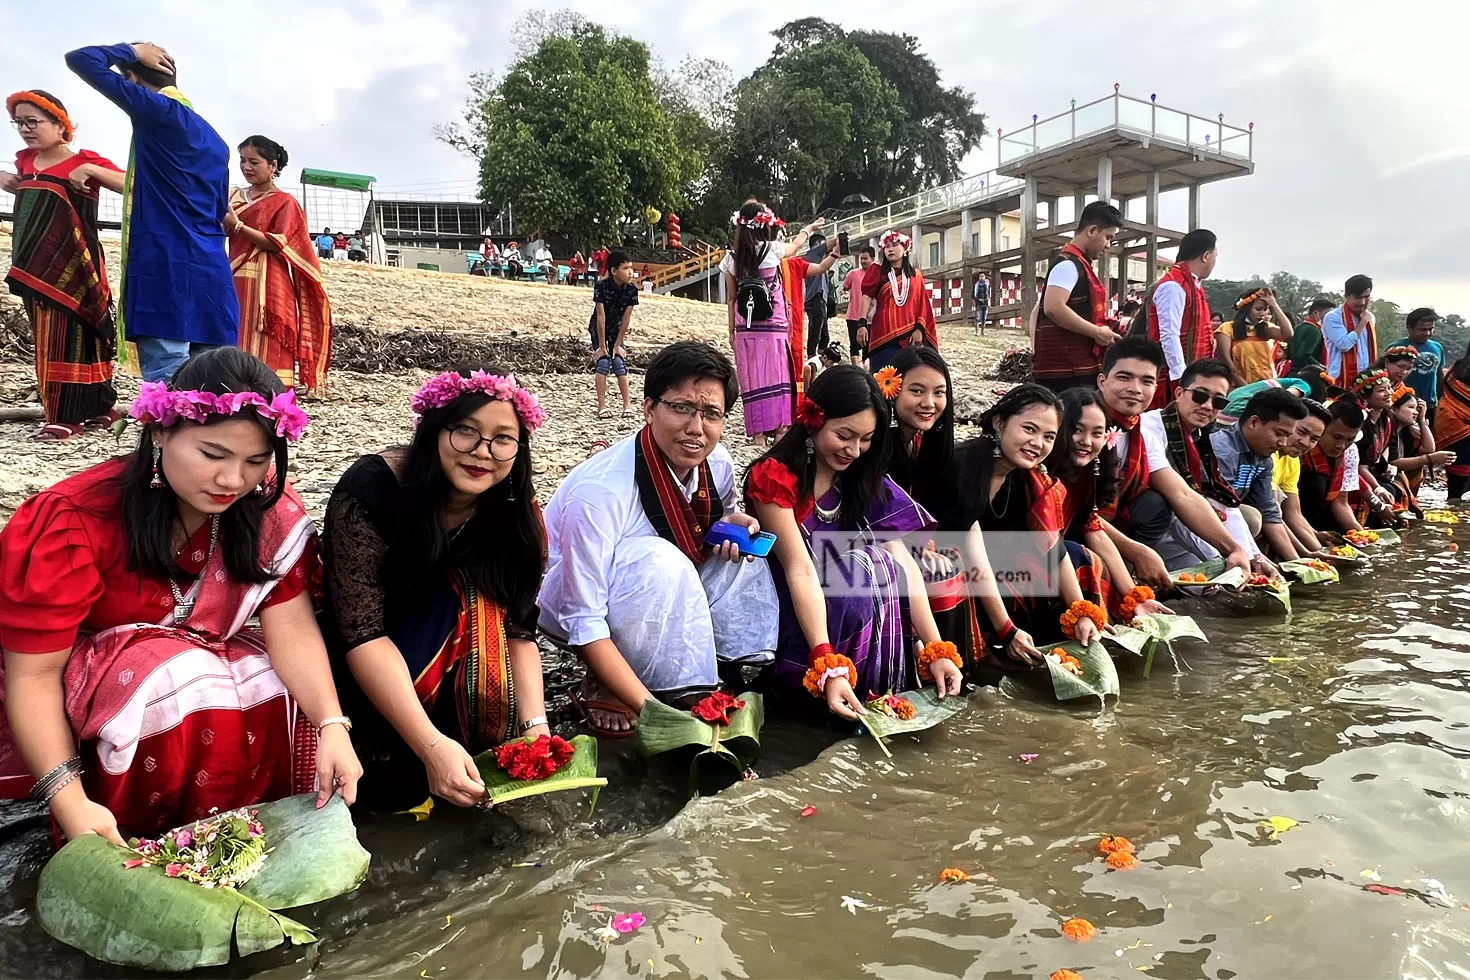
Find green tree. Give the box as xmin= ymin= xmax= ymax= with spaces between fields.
xmin=1267 ymin=271 xmax=1329 ymax=318
xmin=437 ymin=19 xmax=693 ymax=247
xmin=1437 ymin=313 xmax=1470 ymax=364
xmin=1370 ymin=298 xmax=1405 ymax=339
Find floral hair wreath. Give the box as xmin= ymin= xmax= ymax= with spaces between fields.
xmin=1349 ymin=368 xmax=1389 ymax=394
xmin=129 ymin=382 xmax=311 ymax=442
xmin=732 ymin=206 xmax=782 ymax=230
xmin=410 ymin=370 xmax=547 ymax=432
xmin=795 ymin=396 xmax=826 ymax=431
xmin=879 ymin=229 xmax=912 ymax=250
xmin=1384 ymin=345 xmax=1419 ymax=361
xmin=873 ymin=365 xmax=903 ymax=400
xmin=6 ymin=90 xmax=73 ymax=142
xmin=1235 ymin=288 xmax=1268 ymax=309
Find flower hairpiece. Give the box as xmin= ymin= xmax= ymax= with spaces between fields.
xmin=7 ymin=90 xmax=74 ymax=142
xmin=1235 ymin=288 xmax=1267 ymax=309
xmin=1350 ymin=368 xmax=1389 ymax=393
xmin=410 ymin=370 xmax=547 ymax=431
xmin=1384 ymin=345 xmax=1419 ymax=360
xmin=873 ymin=366 xmax=903 ymax=399
xmin=732 ymin=206 xmax=781 ymax=230
xmin=879 ymin=229 xmax=912 ymax=250
xmin=129 ymin=382 xmax=310 ymax=441
xmin=795 ymin=396 xmax=826 ymax=431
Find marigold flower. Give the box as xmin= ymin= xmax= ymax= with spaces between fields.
xmin=874 ymin=366 xmax=904 ymax=399
xmin=1106 ymin=849 xmax=1139 ymax=870
xmin=1051 ymin=971 xmax=1084 ymax=980
xmin=1118 ymin=585 xmax=1155 ymax=621
xmin=1096 ymin=835 xmax=1134 ymax=856
xmin=938 ymin=868 xmax=970 ymax=883
xmin=803 ymin=653 xmax=856 ymax=696
xmin=1061 ymin=917 xmax=1096 ymax=941
xmin=1059 ymin=601 xmax=1107 ymax=639
xmin=917 ymin=640 xmax=962 ymax=681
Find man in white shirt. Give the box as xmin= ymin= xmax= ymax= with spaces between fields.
xmin=1145 ymin=228 xmax=1218 ymax=406
xmin=539 ymin=342 xmax=778 ymax=734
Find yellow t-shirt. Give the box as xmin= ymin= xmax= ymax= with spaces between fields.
xmin=1273 ymin=452 xmax=1300 ymax=495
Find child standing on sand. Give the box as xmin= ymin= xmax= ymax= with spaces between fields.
xmin=590 ymin=250 xmax=639 ymax=418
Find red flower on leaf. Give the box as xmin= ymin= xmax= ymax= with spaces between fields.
xmin=795 ymin=397 xmax=826 ymax=431
xmin=494 ymin=734 xmax=576 ymax=781
xmin=691 ymin=691 xmax=744 ymax=726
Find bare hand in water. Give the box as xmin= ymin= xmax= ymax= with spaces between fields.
xmin=1004 ymin=628 xmax=1044 ymax=666
xmin=927 ymin=656 xmax=963 ymax=698
xmin=824 ymin=677 xmax=866 ymax=720
xmin=421 ymin=735 xmax=487 ymax=807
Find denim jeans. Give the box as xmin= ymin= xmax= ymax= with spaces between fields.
xmin=135 ymin=338 xmax=222 ymax=383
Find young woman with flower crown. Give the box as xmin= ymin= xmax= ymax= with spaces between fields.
xmin=744 ymin=365 xmax=963 ymax=720
xmin=0 ymin=348 xmax=361 ymax=842
xmin=928 ymin=384 xmax=1112 ymax=681
xmin=321 ymin=367 xmax=552 ymax=809
xmin=858 ymin=230 xmax=939 ymax=374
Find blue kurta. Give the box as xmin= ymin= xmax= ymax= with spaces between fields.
xmin=65 ymin=44 xmax=238 ymax=346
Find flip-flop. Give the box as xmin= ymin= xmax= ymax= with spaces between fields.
xmin=620 ymin=407 xmax=636 ymax=417
xmin=30 ymin=422 xmax=85 ymax=442
xmin=596 ymin=408 xmax=615 ymax=420
xmin=569 ymin=688 xmax=638 ymax=739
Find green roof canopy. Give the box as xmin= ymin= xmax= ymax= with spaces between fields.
xmin=300 ymin=169 xmax=375 ymax=191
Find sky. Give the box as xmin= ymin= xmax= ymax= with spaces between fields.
xmin=3 ymin=0 xmax=1467 ymax=316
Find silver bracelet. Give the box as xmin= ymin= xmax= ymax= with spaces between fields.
xmin=30 ymin=756 xmax=83 ymax=803
xmin=43 ymin=768 xmax=81 ymax=803
xmin=520 ymin=715 xmax=549 ymax=733
xmin=316 ymin=715 xmax=352 ymax=735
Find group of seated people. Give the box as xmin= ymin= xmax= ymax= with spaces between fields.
xmin=0 ymin=320 xmax=1454 ymax=843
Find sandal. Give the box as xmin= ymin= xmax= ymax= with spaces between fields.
xmin=620 ymin=407 xmax=636 ymax=417
xmin=85 ymin=408 xmax=124 ymax=429
xmin=31 ymin=422 xmax=85 ymax=442
xmin=587 ymin=438 xmax=611 ymax=458
xmin=596 ymin=407 xmax=615 ymax=420
xmin=569 ymin=687 xmax=638 ymax=739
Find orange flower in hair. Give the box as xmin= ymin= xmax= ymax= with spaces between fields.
xmin=6 ymin=90 xmax=75 ymax=142
xmin=795 ymin=396 xmax=826 ymax=431
xmin=1235 ymin=287 xmax=1267 ymax=309
xmin=1061 ymin=918 xmax=1096 ymax=941
xmin=874 ymin=365 xmax=903 ymax=399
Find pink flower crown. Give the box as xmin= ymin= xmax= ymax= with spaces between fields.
xmin=129 ymin=381 xmax=311 ymax=441
xmin=879 ymin=229 xmax=912 ymax=250
xmin=410 ymin=370 xmax=547 ymax=431
xmin=732 ymin=206 xmax=783 ymax=230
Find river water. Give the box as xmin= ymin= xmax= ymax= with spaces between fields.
xmin=4 ymin=512 xmax=1470 ymax=979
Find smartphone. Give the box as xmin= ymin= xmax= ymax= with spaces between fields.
xmin=705 ymin=519 xmax=777 ymax=558
xmin=837 ymin=231 xmax=851 ymax=256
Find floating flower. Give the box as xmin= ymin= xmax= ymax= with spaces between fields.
xmin=494 ymin=734 xmax=576 ymax=781
xmin=874 ymin=366 xmax=903 ymax=399
xmin=800 ymin=805 xmax=817 ymax=818
xmin=690 ymin=691 xmax=744 ymax=726
xmin=1018 ymin=753 xmax=1039 ymax=763
xmin=938 ymin=868 xmax=970 ymax=884
xmin=1051 ymin=971 xmax=1084 ymax=980
xmin=1105 ymin=850 xmax=1139 ymax=870
xmin=1061 ymin=917 xmax=1096 ymax=941
xmin=594 ymin=918 xmax=620 ymax=945
xmin=612 ymin=912 xmax=646 ymax=934
xmin=1096 ymin=835 xmax=1134 ymax=856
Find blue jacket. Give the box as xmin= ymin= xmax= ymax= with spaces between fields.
xmin=66 ymin=44 xmax=238 ymax=345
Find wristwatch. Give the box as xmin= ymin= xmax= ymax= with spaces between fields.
xmin=520 ymin=715 xmax=549 ymax=733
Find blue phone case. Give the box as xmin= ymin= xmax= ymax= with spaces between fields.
xmin=705 ymin=520 xmax=777 ymax=558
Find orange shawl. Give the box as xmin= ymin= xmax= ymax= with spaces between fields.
xmin=229 ymin=189 xmax=332 ymax=393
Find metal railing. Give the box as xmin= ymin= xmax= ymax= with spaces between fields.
xmin=652 ymin=240 xmax=724 ymax=290
xmin=829 ymin=88 xmax=1252 ymax=243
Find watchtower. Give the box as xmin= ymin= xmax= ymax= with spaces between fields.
xmin=829 ymin=85 xmax=1255 ymax=328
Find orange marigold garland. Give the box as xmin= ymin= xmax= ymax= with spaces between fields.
xmin=1118 ymin=585 xmax=1154 ymax=622
xmin=6 ymin=90 xmax=75 ymax=142
xmin=1105 ymin=849 xmax=1139 ymax=871
xmin=937 ymin=867 xmax=970 ymax=883
xmin=1059 ymin=600 xmax=1107 ymax=639
xmin=1096 ymin=835 xmax=1134 ymax=856
xmin=803 ymin=653 xmax=858 ymax=696
xmin=917 ymin=640 xmax=962 ymax=681
xmin=1060 ymin=917 xmax=1096 ymax=941
xmin=874 ymin=365 xmax=903 ymax=399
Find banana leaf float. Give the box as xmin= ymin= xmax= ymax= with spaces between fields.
xmin=635 ymin=692 xmax=763 ymax=796
xmin=1322 ymin=543 xmax=1366 ymax=564
xmin=35 ymin=794 xmax=369 ymax=971
xmin=1040 ymin=639 xmax=1120 ymax=701
xmin=474 ymin=734 xmax=607 ymax=810
xmin=1105 ymin=614 xmax=1207 ymax=679
xmin=858 ymin=689 xmax=970 ymax=758
xmin=1344 ymin=528 xmax=1401 ymax=548
xmin=1170 ymin=557 xmax=1291 ymax=613
xmin=1280 ymin=558 xmax=1340 ymax=585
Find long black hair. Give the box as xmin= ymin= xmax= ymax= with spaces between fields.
xmin=886 ymin=345 xmax=954 ymax=508
xmin=239 ymin=134 xmax=289 ymax=175
xmin=947 ymin=384 xmax=1063 ymax=525
xmin=1046 ymin=387 xmax=1119 ymax=509
xmin=1232 ymin=289 xmax=1270 ymax=341
xmin=118 ymin=347 xmax=290 ymax=584
xmin=385 ymin=365 xmax=542 ymax=624
xmin=744 ymin=364 xmax=891 ymax=529
xmin=732 ymin=201 xmax=775 ymax=280
xmin=880 ymin=235 xmax=916 ymax=278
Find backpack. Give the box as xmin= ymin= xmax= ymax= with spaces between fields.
xmin=735 ymin=245 xmax=776 ymax=324
xmin=1127 ymin=279 xmax=1161 ymax=338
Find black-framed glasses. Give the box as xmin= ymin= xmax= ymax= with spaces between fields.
xmin=10 ymin=118 xmax=46 ymax=131
xmin=1184 ymin=387 xmax=1229 ymax=411
xmin=657 ymin=398 xmax=725 ymax=424
xmin=445 ymin=425 xmax=520 ymax=461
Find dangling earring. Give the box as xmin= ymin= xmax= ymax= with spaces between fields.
xmin=149 ymin=445 xmax=164 ymax=489
xmin=805 ymin=436 xmax=815 ymax=459
xmin=505 ymin=480 xmax=516 ymax=502
xmin=991 ymin=440 xmax=1001 ymax=458
xmin=1092 ymin=456 xmax=1100 ymax=475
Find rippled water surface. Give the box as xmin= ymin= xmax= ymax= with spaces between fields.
xmin=7 ymin=511 xmax=1470 ymax=980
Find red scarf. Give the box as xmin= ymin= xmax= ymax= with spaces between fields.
xmin=1098 ymin=408 xmax=1150 ymax=520
xmin=633 ymin=425 xmax=722 ymax=564
xmin=1303 ymin=446 xmax=1346 ymax=500
xmin=1059 ymin=243 xmax=1106 ymax=326
xmin=1335 ymin=303 xmax=1378 ymax=388
xmin=1145 ymin=263 xmax=1213 ymax=409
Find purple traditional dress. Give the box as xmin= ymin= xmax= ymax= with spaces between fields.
xmin=724 ymin=250 xmax=803 ymax=437
xmin=746 ymin=458 xmax=933 ymax=695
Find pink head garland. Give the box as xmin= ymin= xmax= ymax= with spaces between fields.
xmin=410 ymin=370 xmax=547 ymax=431
xmin=732 ymin=206 xmax=781 ymax=230
xmin=129 ymin=381 xmax=311 ymax=441
xmin=880 ymin=229 xmax=912 ymax=250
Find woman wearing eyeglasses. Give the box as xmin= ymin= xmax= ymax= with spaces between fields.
xmin=320 ymin=368 xmax=552 ymax=809
xmin=3 ymin=90 xmax=124 ymax=440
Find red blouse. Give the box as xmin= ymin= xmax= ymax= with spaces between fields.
xmin=14 ymin=147 xmax=122 ymax=198
xmin=0 ymin=459 xmax=313 ymax=654
xmin=746 ymin=457 xmax=814 ymax=524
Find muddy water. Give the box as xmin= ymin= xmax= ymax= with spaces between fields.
xmin=5 ymin=515 xmax=1470 ymax=979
